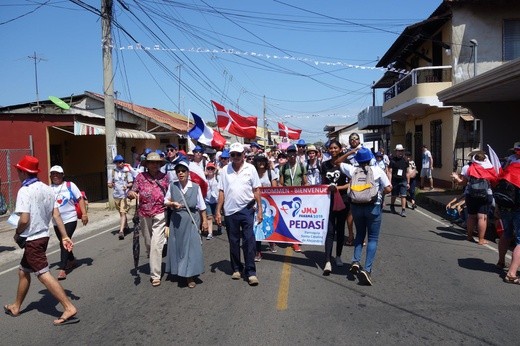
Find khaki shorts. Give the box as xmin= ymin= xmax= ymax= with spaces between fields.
xmin=114 ymin=198 xmax=130 ymax=213
xmin=420 ymin=167 xmax=432 ymax=178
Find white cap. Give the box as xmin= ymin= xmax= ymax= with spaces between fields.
xmin=229 ymin=142 xmax=245 ymax=153
xmin=49 ymin=165 xmax=64 ymax=174
xmin=395 ymin=144 xmax=404 ymax=151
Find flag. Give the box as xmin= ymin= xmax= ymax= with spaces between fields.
xmin=500 ymin=162 xmax=520 ymax=188
xmin=278 ymin=122 xmax=302 ymax=140
xmin=211 ymin=100 xmax=257 ymax=139
xmin=189 ymin=162 xmax=208 ymax=198
xmin=467 ymin=160 xmax=498 ymax=185
xmin=487 ymin=144 xmax=502 ymax=175
xmin=188 ymin=112 xmax=226 ymax=150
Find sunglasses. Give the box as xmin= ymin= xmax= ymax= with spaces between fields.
xmin=167 ymin=148 xmax=176 ymax=152
xmin=175 ymin=169 xmax=188 ymax=173
xmin=350 ymin=137 xmax=359 ymax=141
xmin=207 ymin=167 xmax=216 ymax=170
xmin=230 ymin=153 xmax=242 ymax=158
xmin=220 ymin=157 xmax=229 ymax=160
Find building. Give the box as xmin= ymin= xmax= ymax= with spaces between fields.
xmin=373 ymin=0 xmax=520 ymax=186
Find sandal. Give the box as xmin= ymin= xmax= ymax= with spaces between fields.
xmin=151 ymin=279 xmax=161 ymax=287
xmin=504 ymin=274 xmax=520 ymax=284
xmin=187 ymin=278 xmax=196 ymax=288
xmin=57 ymin=270 xmax=67 ymax=280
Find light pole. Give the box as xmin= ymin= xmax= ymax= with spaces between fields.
xmin=470 ymin=39 xmax=478 ymax=77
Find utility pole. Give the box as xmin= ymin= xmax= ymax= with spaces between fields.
xmin=27 ymin=52 xmax=46 ymax=112
xmin=102 ymin=0 xmax=117 ymax=208
xmin=263 ymin=95 xmax=268 ymax=146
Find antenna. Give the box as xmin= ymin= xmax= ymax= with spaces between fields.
xmin=27 ymin=52 xmax=47 ymax=111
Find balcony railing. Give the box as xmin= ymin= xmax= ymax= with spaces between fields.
xmin=384 ymin=66 xmax=452 ymax=102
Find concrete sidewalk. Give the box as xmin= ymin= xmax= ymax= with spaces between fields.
xmin=0 ymin=201 xmax=124 ymax=267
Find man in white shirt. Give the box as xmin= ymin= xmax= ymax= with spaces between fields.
xmin=216 ymin=143 xmax=262 ymax=286
xmin=4 ymin=156 xmax=79 ymax=325
xmin=420 ymin=145 xmax=434 ymax=190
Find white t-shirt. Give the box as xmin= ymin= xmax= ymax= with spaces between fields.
xmin=108 ymin=167 xmax=133 ymax=198
xmin=422 ymin=149 xmax=432 ymax=168
xmin=15 ymin=181 xmax=58 ymax=240
xmin=51 ymin=181 xmax=82 ymax=225
xmin=206 ymin=176 xmax=219 ymax=204
xmin=218 ymin=162 xmax=261 ymax=216
xmin=258 ymin=169 xmax=277 ymax=187
xmin=339 ymin=163 xmax=391 ymax=204
xmin=164 ymin=180 xmax=206 ymax=211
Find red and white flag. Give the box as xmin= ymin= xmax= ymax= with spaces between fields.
xmin=278 ymin=122 xmax=302 ymax=140
xmin=211 ymin=100 xmax=257 ymax=139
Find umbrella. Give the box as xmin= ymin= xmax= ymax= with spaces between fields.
xmin=132 ymin=197 xmax=140 ymax=270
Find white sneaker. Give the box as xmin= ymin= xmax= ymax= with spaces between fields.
xmin=206 ymin=233 xmax=213 ymax=240
xmin=323 ymin=262 xmax=332 ymax=275
xmin=335 ymin=256 xmax=344 ymax=267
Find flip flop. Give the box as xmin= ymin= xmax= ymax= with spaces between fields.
xmin=4 ymin=305 xmax=20 ymax=317
xmin=53 ymin=316 xmax=80 ymax=326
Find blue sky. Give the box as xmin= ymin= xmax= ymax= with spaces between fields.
xmin=0 ymin=1 xmax=440 ymax=142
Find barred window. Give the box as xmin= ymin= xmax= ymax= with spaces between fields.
xmin=430 ymin=120 xmax=442 ymax=168
xmin=504 ymin=20 xmax=520 ymax=61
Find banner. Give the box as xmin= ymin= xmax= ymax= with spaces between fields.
xmin=254 ymin=186 xmax=330 ymax=245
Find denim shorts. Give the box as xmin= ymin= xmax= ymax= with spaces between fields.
xmin=502 ymin=210 xmax=520 ymax=244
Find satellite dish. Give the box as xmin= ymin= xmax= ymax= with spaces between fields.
xmin=48 ymin=96 xmax=70 ymax=110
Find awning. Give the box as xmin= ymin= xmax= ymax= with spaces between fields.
xmin=460 ymin=114 xmax=475 ymax=121
xmin=74 ymin=121 xmax=155 ymax=139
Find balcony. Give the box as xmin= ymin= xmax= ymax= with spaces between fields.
xmin=382 ymin=66 xmax=452 ymax=121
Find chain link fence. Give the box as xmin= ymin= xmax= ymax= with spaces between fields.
xmin=0 ymin=148 xmax=33 ymax=214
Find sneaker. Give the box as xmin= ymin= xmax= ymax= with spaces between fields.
xmin=335 ymin=256 xmax=344 ymax=267
xmin=269 ymin=243 xmax=277 ymax=253
xmin=357 ymin=270 xmax=373 ymax=286
xmin=248 ymin=275 xmax=259 ymax=286
xmin=254 ymin=252 xmax=262 ymax=262
xmin=349 ymin=262 xmax=360 ymax=274
xmin=118 ymin=231 xmax=124 ymax=240
xmin=292 ymin=244 xmax=302 ymax=252
xmin=400 ymin=209 xmax=406 ymax=217
xmin=206 ymin=233 xmax=213 ymax=240
xmin=323 ymin=262 xmax=332 ymax=275
xmin=231 ymin=271 xmax=241 ymax=280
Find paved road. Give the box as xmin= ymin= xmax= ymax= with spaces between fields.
xmin=0 ymin=200 xmax=518 ymax=345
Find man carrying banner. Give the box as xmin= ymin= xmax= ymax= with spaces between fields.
xmin=279 ymin=144 xmax=308 ymax=252
xmin=216 ymin=143 xmax=262 ymax=286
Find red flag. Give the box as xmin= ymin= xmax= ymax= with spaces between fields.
xmin=467 ymin=162 xmax=498 ymax=185
xmin=500 ymin=162 xmax=520 ymax=188
xmin=278 ymin=122 xmax=302 ymax=140
xmin=211 ymin=100 xmax=257 ymax=139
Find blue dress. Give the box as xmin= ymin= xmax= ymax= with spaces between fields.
xmin=165 ymin=182 xmax=204 ymax=278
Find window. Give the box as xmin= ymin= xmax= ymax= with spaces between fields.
xmin=504 ymin=20 xmax=520 ymax=61
xmin=430 ymin=120 xmax=442 ymax=168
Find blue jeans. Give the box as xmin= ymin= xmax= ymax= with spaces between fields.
xmin=351 ymin=203 xmax=382 ymax=273
xmin=502 ymin=209 xmax=520 ymax=244
xmin=225 ymin=206 xmax=256 ymax=277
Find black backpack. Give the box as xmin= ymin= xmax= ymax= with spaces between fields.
xmin=493 ymin=179 xmax=520 ymax=208
xmin=467 ymin=176 xmax=489 ymax=200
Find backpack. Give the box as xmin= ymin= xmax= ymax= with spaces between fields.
xmin=467 ymin=176 xmax=489 ymax=200
xmin=493 ymin=179 xmax=520 ymax=208
xmin=348 ymin=166 xmax=379 ymax=204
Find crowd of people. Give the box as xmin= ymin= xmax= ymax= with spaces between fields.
xmin=5 ymin=138 xmax=519 ymax=324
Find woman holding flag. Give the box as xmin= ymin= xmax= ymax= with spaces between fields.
xmin=451 ymin=151 xmax=497 ymax=245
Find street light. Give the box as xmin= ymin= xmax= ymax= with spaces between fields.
xmin=470 ymin=39 xmax=478 ymax=77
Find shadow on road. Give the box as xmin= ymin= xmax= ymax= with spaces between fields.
xmin=0 ymin=245 xmax=16 ymax=253
xmin=458 ymin=257 xmax=503 ymax=274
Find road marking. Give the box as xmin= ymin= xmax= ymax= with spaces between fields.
xmin=0 ymin=226 xmax=117 ymax=277
xmin=276 ymin=247 xmax=293 ymax=311
xmin=415 ymin=208 xmax=508 ymax=257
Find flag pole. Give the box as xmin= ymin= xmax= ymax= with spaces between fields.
xmin=263 ymin=95 xmax=267 ymax=147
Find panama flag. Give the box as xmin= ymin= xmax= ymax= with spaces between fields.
xmin=278 ymin=122 xmax=302 ymax=140
xmin=211 ymin=100 xmax=257 ymax=139
xmin=188 ymin=112 xmax=226 ymax=150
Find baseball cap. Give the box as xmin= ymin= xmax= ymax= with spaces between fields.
xmin=287 ymin=144 xmax=297 ymax=152
xmin=220 ymin=149 xmax=230 ymax=159
xmin=113 ymin=154 xmax=124 ymax=163
xmin=50 ymin=165 xmax=64 ymax=174
xmin=229 ymin=142 xmax=245 ymax=153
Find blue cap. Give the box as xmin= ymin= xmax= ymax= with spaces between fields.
xmin=250 ymin=142 xmax=260 ymax=148
xmin=144 ymin=148 xmax=153 ymax=155
xmin=296 ymin=139 xmax=306 ymax=146
xmin=287 ymin=144 xmax=297 ymax=152
xmin=220 ymin=149 xmax=230 ymax=158
xmin=193 ymin=145 xmax=203 ymax=153
xmin=166 ymin=143 xmax=178 ymax=149
xmin=155 ymin=149 xmax=165 ymax=157
xmin=113 ymin=154 xmax=124 ymax=163
xmin=354 ymin=147 xmax=373 ymax=163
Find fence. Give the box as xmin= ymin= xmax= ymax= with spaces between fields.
xmin=0 ymin=148 xmax=34 ymax=214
